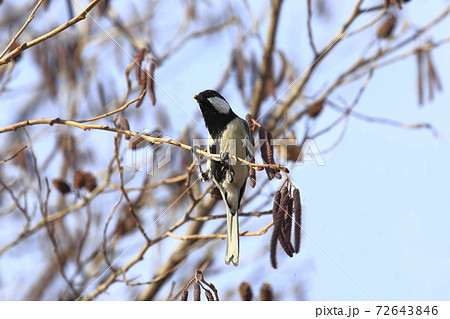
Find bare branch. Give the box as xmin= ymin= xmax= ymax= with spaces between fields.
xmin=250 ymin=0 xmax=283 ymax=117
xmin=0 ymin=0 xmax=44 ymax=59
xmin=0 ymin=0 xmax=103 ymax=65
xmin=0 ymin=146 xmax=27 ymax=164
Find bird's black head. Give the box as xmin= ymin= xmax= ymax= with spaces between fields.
xmin=194 ymin=89 xmax=237 ymax=139
xmin=194 ymin=89 xmax=233 ymax=114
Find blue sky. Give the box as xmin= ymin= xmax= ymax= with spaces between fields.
xmin=1 ymin=0 xmax=450 ymax=300
xmin=172 ymin=0 xmax=450 ymax=300
xmin=150 ymin=0 xmax=450 ymax=300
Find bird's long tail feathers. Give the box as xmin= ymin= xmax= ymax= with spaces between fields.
xmin=225 ymin=207 xmax=240 ymax=266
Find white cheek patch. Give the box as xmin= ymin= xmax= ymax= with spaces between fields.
xmin=207 ymin=96 xmax=231 ymax=114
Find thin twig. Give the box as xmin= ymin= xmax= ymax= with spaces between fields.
xmin=0 ymin=117 xmax=289 ymax=174
xmin=250 ymin=0 xmax=283 ymax=117
xmin=166 ymin=221 xmax=274 ymax=240
xmin=0 ymin=146 xmax=27 ymax=164
xmin=306 ymin=0 xmax=319 ymax=57
xmin=0 ymin=0 xmax=103 ymax=65
xmin=264 ymin=0 xmax=366 ymax=130
xmin=113 ymin=134 xmax=151 ymax=242
xmin=0 ymin=0 xmax=44 ymax=59
xmin=79 ymin=90 xmax=146 ymax=123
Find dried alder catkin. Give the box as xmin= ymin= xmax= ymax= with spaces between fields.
xmin=272 ymin=190 xmax=282 ymax=217
xmin=259 ymin=283 xmax=273 ymax=301
xmin=270 ymin=186 xmax=303 ymax=267
xmin=306 ymin=100 xmax=324 ymax=118
xmin=293 ymin=188 xmax=302 ymax=254
xmin=83 ymin=172 xmax=97 ymax=192
xmin=204 ymin=289 xmax=214 ymax=301
xmin=270 ymin=208 xmax=282 ymax=269
xmin=377 ymin=15 xmax=397 ymax=39
xmin=193 ymin=282 xmax=201 ymax=301
xmin=73 ymin=170 xmax=86 ymax=189
xmin=148 ymin=61 xmax=156 ymax=105
xmin=181 ymin=289 xmax=188 ymax=301
xmin=259 ymin=126 xmax=276 ymax=179
xmin=52 ymin=179 xmax=71 ymax=195
xmin=239 ymin=282 xmax=253 ymax=301
xmin=134 ymin=48 xmax=147 ymax=84
xmin=245 ymin=114 xmax=257 ymax=187
xmin=277 ymin=188 xmax=294 ymax=257
xmin=113 ymin=116 xmax=131 ymax=140
xmin=281 ymin=196 xmax=294 ymax=255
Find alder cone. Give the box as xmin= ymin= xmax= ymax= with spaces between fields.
xmin=239 ymin=282 xmax=253 ymax=301
xmin=52 ymin=179 xmax=71 ymax=195
xmin=307 ymin=100 xmax=324 ymax=118
xmin=377 ymin=16 xmax=397 ymax=39
xmin=259 ymin=283 xmax=273 ymax=301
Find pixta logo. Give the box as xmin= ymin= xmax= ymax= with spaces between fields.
xmin=191 ymin=137 xmax=325 ymax=166
xmin=125 ymin=129 xmax=171 ymax=175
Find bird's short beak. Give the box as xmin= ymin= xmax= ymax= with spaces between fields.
xmin=193 ymin=94 xmax=204 ymax=101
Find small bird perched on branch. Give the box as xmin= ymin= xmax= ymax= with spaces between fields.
xmin=194 ymin=89 xmax=251 ymax=266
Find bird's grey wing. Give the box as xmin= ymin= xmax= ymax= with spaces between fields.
xmin=241 ymin=118 xmax=251 ymax=161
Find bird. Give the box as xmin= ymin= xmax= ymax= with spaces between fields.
xmin=193 ymin=89 xmax=250 ymax=266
